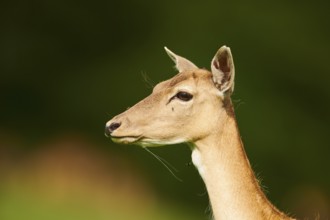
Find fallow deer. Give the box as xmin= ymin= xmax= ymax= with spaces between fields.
xmin=105 ymin=46 xmax=295 ymax=220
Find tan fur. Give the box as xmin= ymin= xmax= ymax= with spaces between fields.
xmin=105 ymin=47 xmax=295 ymax=220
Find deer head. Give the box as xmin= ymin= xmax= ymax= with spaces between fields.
xmin=105 ymin=46 xmax=235 ymax=147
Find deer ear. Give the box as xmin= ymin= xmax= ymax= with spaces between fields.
xmin=211 ymin=46 xmax=235 ymax=94
xmin=164 ymin=47 xmax=198 ymax=72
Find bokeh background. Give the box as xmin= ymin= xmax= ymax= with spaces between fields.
xmin=1 ymin=0 xmax=329 ymax=219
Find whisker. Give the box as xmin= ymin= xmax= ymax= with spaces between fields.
xmin=232 ymin=98 xmax=245 ymax=110
xmin=143 ymin=147 xmax=182 ymax=182
xmin=141 ymin=71 xmax=155 ymax=89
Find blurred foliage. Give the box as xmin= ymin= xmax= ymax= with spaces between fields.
xmin=0 ymin=0 xmax=330 ymax=219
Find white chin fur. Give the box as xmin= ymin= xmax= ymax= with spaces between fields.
xmin=139 ymin=138 xmax=187 ymax=147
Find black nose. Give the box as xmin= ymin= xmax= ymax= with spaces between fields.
xmin=105 ymin=122 xmax=121 ymax=137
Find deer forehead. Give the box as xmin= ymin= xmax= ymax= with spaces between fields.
xmin=153 ymin=69 xmax=214 ymax=94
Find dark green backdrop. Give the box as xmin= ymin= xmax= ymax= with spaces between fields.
xmin=1 ymin=0 xmax=329 ymax=219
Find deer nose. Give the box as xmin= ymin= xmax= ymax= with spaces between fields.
xmin=105 ymin=122 xmax=121 ymax=137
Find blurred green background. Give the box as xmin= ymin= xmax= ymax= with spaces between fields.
xmin=1 ymin=0 xmax=329 ymax=219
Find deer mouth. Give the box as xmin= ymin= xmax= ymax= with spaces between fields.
xmin=111 ymin=135 xmax=165 ymax=147
xmin=111 ymin=135 xmax=142 ymax=144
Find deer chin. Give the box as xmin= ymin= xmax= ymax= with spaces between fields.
xmin=137 ymin=137 xmax=188 ymax=147
xmin=112 ymin=135 xmax=187 ymax=147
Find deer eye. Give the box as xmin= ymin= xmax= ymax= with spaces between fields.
xmin=176 ymin=91 xmax=193 ymax=101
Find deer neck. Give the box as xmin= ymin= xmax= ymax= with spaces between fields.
xmin=191 ymin=103 xmax=288 ymax=220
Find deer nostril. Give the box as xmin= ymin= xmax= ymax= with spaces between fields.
xmin=105 ymin=122 xmax=121 ymax=137
xmin=110 ymin=122 xmax=121 ymax=131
